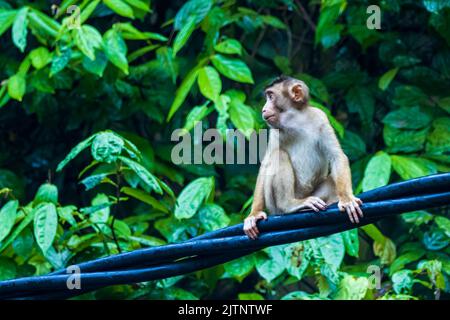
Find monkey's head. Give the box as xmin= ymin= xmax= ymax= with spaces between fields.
xmin=262 ymin=76 xmax=309 ymax=129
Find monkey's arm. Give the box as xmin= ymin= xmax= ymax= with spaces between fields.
xmin=320 ymin=121 xmax=363 ymax=223
xmin=244 ymin=164 xmax=268 ymax=239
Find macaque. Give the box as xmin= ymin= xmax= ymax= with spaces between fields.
xmin=244 ymin=76 xmax=363 ymax=240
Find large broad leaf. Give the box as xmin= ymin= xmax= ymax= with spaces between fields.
xmin=391 ymin=155 xmax=437 ymax=180
xmin=426 ymin=118 xmax=450 ymax=155
xmin=345 ymin=86 xmax=374 ymax=126
xmin=383 ymin=126 xmax=428 ymax=153
xmin=341 ymin=130 xmax=366 ymax=161
xmin=198 ymin=203 xmax=230 ymax=231
xmin=174 ymin=177 xmax=214 ymax=219
xmin=228 ymin=97 xmax=255 ymax=138
xmin=173 ymin=17 xmax=196 ymax=57
xmin=29 ymin=47 xmax=51 ymax=69
xmin=82 ymin=50 xmax=108 ymax=77
xmin=7 ymin=73 xmax=26 ymax=102
xmin=34 ymin=183 xmax=58 ymax=205
xmin=33 ymin=203 xmax=58 ymax=253
xmin=103 ymin=29 xmax=129 ymax=75
xmin=75 ymin=25 xmax=103 ymax=61
xmin=211 ymin=54 xmax=254 ymax=84
xmin=341 ymin=229 xmax=359 ymax=258
xmin=182 ymin=102 xmax=212 ymax=133
xmin=174 ymin=0 xmax=212 ymax=30
xmin=167 ymin=67 xmax=200 ymax=121
xmin=0 ymin=206 xmax=34 ymax=254
xmin=103 ymin=0 xmax=134 ymax=19
xmin=198 ymin=66 xmax=221 ymax=101
xmin=89 ymin=193 xmax=110 ymax=233
xmin=12 ymin=7 xmax=28 ymax=52
xmin=334 ymin=274 xmax=369 ymax=300
xmin=91 ymin=131 xmax=124 ymax=163
xmin=224 ymin=255 xmax=255 ymax=281
xmin=121 ymin=187 xmax=169 ymax=213
xmin=0 ymin=200 xmax=18 ymax=243
xmin=0 ymin=10 xmax=16 ymax=37
xmin=50 ymin=47 xmax=72 ymax=77
xmin=435 ymin=216 xmax=450 ymax=237
xmin=57 ymin=134 xmax=96 ymax=171
xmin=362 ymin=151 xmax=392 ymax=192
xmin=317 ymin=233 xmax=345 ymax=270
xmin=0 ymin=257 xmax=17 ymax=281
xmin=256 ymin=246 xmax=286 ymax=282
xmin=119 ymin=156 xmax=163 ymax=194
xmin=214 ymin=39 xmax=242 ymax=55
xmin=382 ymin=106 xmax=431 ymax=129
xmin=392 ymin=270 xmax=414 ymax=294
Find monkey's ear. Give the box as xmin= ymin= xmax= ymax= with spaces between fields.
xmin=290 ymin=84 xmax=305 ymax=103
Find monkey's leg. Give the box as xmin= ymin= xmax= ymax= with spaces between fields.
xmin=269 ymin=149 xmax=326 ymax=214
xmin=312 ymin=177 xmax=338 ymax=205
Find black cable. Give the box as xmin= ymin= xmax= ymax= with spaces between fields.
xmin=2 ymin=191 xmax=449 ymax=299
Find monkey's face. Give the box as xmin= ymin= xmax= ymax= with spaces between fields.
xmin=262 ymin=80 xmax=309 ymax=128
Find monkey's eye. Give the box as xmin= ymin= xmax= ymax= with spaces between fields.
xmin=267 ymin=92 xmax=274 ymax=101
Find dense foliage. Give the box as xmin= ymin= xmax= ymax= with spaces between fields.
xmin=0 ymin=0 xmax=449 ymax=300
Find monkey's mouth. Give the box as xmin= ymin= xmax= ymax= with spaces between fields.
xmin=264 ymin=115 xmax=277 ymax=122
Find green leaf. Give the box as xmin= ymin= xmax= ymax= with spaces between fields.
xmin=33 ymin=203 xmax=58 ymax=253
xmin=238 ymin=293 xmax=264 ymax=300
xmin=362 ymin=151 xmax=392 ymax=192
xmin=391 ymin=155 xmax=437 ymax=180
xmin=91 ymin=132 xmax=124 ymax=163
xmin=0 ymin=10 xmax=16 ymax=37
xmin=426 ymin=118 xmax=450 ymax=155
xmin=297 ymin=73 xmax=330 ymax=104
xmin=435 ymin=216 xmax=450 ymax=237
xmin=198 ymin=66 xmax=222 ymax=101
xmin=229 ymin=97 xmax=255 ymax=138
xmin=57 ymin=134 xmax=96 ymax=171
xmin=341 ymin=229 xmax=359 ymax=257
xmin=173 ymin=17 xmax=196 ymax=57
xmin=345 ymin=86 xmax=374 ymax=125
xmin=378 ymin=67 xmax=399 ymax=91
xmin=123 ymin=0 xmax=150 ymax=11
xmin=119 ymin=156 xmax=163 ymax=194
xmin=214 ymin=39 xmax=243 ymax=55
xmin=50 ymin=47 xmax=72 ymax=77
xmin=80 ymin=0 xmax=101 ymax=24
xmin=104 ymin=0 xmax=135 ymax=19
xmin=224 ymin=255 xmax=255 ymax=280
xmin=0 ymin=206 xmax=34 ymax=254
xmin=167 ymin=67 xmax=200 ymax=121
xmin=382 ymin=106 xmax=431 ymax=130
xmin=211 ymin=54 xmax=254 ymax=84
xmin=256 ymin=247 xmax=286 ymax=282
xmin=261 ymin=15 xmax=287 ymax=29
xmin=198 ymin=204 xmax=230 ymax=231
xmin=80 ymin=173 xmax=110 ymax=191
xmin=121 ymin=186 xmax=169 ymax=213
xmin=12 ymin=7 xmax=28 ymax=52
xmin=89 ymin=193 xmax=110 ymax=233
xmin=182 ymin=102 xmax=212 ymax=133
xmin=115 ymin=22 xmax=167 ymax=41
xmin=82 ymin=50 xmax=108 ymax=77
xmin=174 ymin=177 xmax=214 ymax=219
xmin=390 ymin=250 xmax=425 ymax=275
xmin=7 ymin=74 xmax=26 ymax=101
xmin=29 ymin=47 xmax=51 ymax=69
xmin=103 ymin=29 xmax=129 ymax=74
xmin=174 ymin=0 xmax=212 ymax=30
xmin=75 ymin=25 xmax=103 ymax=61
xmin=0 ymin=257 xmax=17 ymax=281
xmin=383 ymin=126 xmax=428 ymax=153
xmin=341 ymin=130 xmax=366 ymax=161
xmin=317 ymin=233 xmax=345 ymax=270
xmin=334 ymin=274 xmax=369 ymax=300
xmin=34 ymin=183 xmax=58 ymax=205
xmin=0 ymin=200 xmax=18 ymax=243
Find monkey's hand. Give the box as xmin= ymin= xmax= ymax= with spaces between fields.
xmin=338 ymin=196 xmax=363 ymax=224
xmin=243 ymin=211 xmax=268 ymax=240
xmin=303 ymin=196 xmax=327 ymax=212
